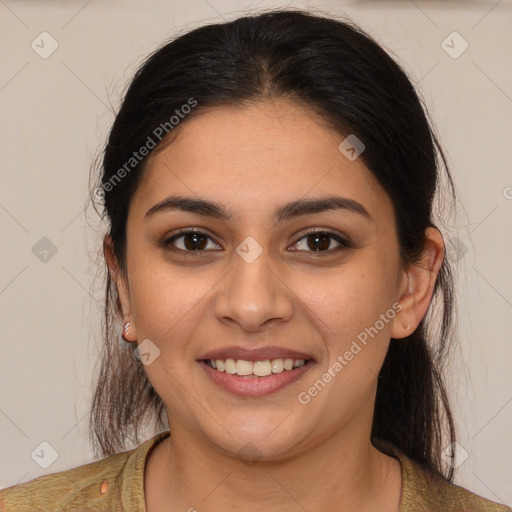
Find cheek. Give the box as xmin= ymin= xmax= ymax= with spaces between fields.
xmin=292 ymin=266 xmax=398 ymax=433
xmin=311 ymin=260 xmax=398 ymax=333
xmin=304 ymin=254 xmax=399 ymax=376
xmin=126 ymin=246 xmax=216 ymax=350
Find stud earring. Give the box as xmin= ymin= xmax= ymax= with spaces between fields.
xmin=402 ymin=324 xmax=411 ymax=330
xmin=121 ymin=321 xmax=132 ymax=342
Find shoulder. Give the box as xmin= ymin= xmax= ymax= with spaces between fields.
xmin=0 ymin=431 xmax=170 ymax=512
xmin=0 ymin=449 xmax=132 ymax=512
xmin=0 ymin=450 xmax=129 ymax=512
xmin=396 ymin=450 xmax=511 ymax=512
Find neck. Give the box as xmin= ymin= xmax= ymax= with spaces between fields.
xmin=145 ymin=418 xmax=401 ymax=512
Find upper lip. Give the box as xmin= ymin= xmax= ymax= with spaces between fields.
xmin=198 ymin=346 xmax=315 ymax=363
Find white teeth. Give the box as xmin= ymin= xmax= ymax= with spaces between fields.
xmin=271 ymin=359 xmax=284 ymax=373
xmin=236 ymin=359 xmax=253 ymax=376
xmin=253 ymin=361 xmax=272 ymax=377
xmin=225 ymin=358 xmax=237 ymax=374
xmin=207 ymin=358 xmax=308 ymax=376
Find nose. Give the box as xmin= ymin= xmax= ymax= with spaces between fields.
xmin=213 ymin=245 xmax=294 ymax=332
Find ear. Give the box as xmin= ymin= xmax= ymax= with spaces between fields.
xmin=103 ymin=235 xmax=137 ymax=342
xmin=391 ymin=227 xmax=445 ymax=339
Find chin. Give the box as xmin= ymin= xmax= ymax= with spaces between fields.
xmin=200 ymin=419 xmax=307 ymax=463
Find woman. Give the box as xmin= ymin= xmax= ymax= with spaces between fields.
xmin=1 ymin=8 xmax=509 ymax=512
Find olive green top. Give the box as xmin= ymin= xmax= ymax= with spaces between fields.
xmin=1 ymin=430 xmax=510 ymax=511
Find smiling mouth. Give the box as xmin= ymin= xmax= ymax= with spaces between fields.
xmin=202 ymin=358 xmax=314 ymax=377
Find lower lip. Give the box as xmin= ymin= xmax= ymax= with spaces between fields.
xmin=198 ymin=360 xmax=315 ymax=397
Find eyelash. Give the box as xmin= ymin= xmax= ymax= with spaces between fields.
xmin=162 ymin=228 xmax=351 ymax=256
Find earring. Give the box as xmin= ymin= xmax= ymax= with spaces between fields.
xmin=121 ymin=321 xmax=132 ymax=342
xmin=402 ymin=324 xmax=411 ymax=330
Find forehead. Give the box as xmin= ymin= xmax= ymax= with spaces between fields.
xmin=131 ymin=100 xmax=393 ymax=224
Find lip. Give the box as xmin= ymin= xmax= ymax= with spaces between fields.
xmin=198 ymin=359 xmax=315 ymax=397
xmin=197 ymin=345 xmax=316 ymax=363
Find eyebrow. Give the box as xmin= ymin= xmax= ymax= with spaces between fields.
xmin=144 ymin=195 xmax=372 ymax=222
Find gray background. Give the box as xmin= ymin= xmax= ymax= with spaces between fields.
xmin=1 ymin=0 xmax=511 ymax=505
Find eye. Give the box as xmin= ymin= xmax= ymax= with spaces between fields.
xmin=289 ymin=231 xmax=351 ymax=253
xmin=163 ymin=229 xmax=222 ymax=252
xmin=163 ymin=228 xmax=351 ymax=255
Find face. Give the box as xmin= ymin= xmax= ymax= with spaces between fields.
xmin=112 ymin=99 xmax=410 ymax=460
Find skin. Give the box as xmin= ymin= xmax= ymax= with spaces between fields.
xmin=104 ymin=99 xmax=444 ymax=512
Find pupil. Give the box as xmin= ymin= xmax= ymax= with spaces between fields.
xmin=308 ymin=233 xmax=329 ymax=251
xmin=185 ymin=233 xmax=207 ymax=250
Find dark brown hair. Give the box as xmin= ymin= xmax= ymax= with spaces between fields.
xmin=89 ymin=8 xmax=457 ymax=479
